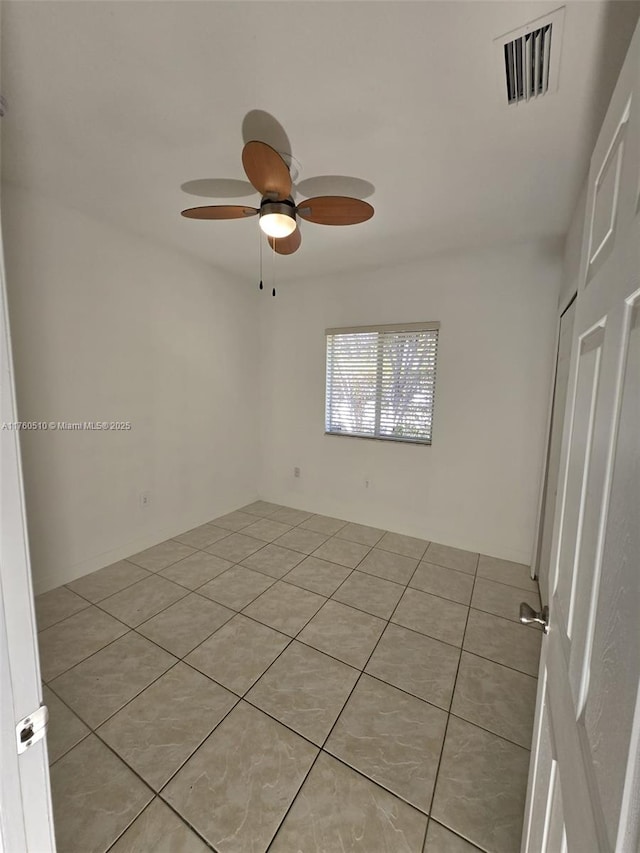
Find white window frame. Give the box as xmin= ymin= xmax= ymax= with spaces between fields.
xmin=325 ymin=321 xmax=440 ymax=446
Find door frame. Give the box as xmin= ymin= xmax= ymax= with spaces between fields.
xmin=530 ymin=291 xmax=577 ymax=590
xmin=0 ymin=192 xmax=56 ymax=853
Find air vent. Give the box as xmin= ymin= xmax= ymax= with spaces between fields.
xmin=495 ymin=7 xmax=565 ymax=106
xmin=504 ymin=24 xmax=552 ymax=103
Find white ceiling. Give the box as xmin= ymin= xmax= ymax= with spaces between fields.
xmin=2 ymin=1 xmax=638 ymax=283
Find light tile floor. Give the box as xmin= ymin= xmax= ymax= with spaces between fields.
xmin=36 ymin=502 xmax=543 ymax=853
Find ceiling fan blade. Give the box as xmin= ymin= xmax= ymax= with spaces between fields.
xmin=268 ymin=229 xmax=302 ymax=255
xmin=296 ymin=196 xmax=374 ymax=225
xmin=242 ymin=140 xmax=291 ymax=201
xmin=181 ymin=205 xmax=258 ymax=220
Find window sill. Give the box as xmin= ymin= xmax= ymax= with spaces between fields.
xmin=324 ymin=431 xmax=431 ymax=446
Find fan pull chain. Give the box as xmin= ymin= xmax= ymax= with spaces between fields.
xmin=272 ymin=237 xmax=276 ymax=297
xmin=258 ymin=231 xmax=263 ymax=291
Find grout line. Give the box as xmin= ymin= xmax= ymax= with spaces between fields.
xmin=426 ymin=818 xmax=492 ymax=853
xmin=42 ymin=624 xmax=134 ymax=685
xmin=459 ymin=647 xmax=540 ymax=680
xmin=264 ymin=545 xmax=432 ymax=849
xmin=264 ymin=748 xmax=323 ymax=851
xmin=447 ymin=709 xmax=533 ymax=753
xmin=95 ymin=733 xmax=222 ymax=853
xmin=36 ymin=600 xmax=93 ymax=634
xmin=423 ymin=552 xmax=480 ymax=826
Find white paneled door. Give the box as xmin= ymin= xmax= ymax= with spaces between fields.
xmin=523 ymin=18 xmax=640 ymax=853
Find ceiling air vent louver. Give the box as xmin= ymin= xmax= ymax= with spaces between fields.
xmin=504 ymin=24 xmax=552 ymax=103
xmin=495 ymin=7 xmax=565 ymax=106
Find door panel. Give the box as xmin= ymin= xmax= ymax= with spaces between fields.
xmin=553 ymin=323 xmax=603 ymax=640
xmin=586 ymin=100 xmax=630 ymax=283
xmin=582 ymin=295 xmax=640 ymax=849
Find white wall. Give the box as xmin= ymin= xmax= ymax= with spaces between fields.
xmin=3 ymin=186 xmax=259 ymax=593
xmin=259 ymin=241 xmax=562 ymax=565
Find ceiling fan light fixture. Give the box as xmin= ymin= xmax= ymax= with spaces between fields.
xmin=259 ymin=202 xmax=297 ymax=238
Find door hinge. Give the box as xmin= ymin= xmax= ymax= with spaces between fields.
xmin=16 ymin=705 xmax=48 ymax=754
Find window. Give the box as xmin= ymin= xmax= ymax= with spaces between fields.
xmin=325 ymin=322 xmax=439 ymax=445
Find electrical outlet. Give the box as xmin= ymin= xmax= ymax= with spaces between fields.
xmin=140 ymin=491 xmax=151 ymax=508
xmin=294 ymin=467 xmax=301 ymax=478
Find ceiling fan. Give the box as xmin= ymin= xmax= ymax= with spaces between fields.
xmin=181 ymin=141 xmax=374 ymax=255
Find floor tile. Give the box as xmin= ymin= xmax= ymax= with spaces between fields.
xmin=242 ymin=581 xmax=325 ymax=636
xmin=108 ymin=798 xmax=210 ymax=853
xmin=240 ymin=543 xmax=305 ymax=578
xmin=50 ymin=632 xmax=176 ymax=728
xmin=366 ymin=624 xmax=460 ymax=710
xmin=392 ymin=588 xmax=468 ymax=647
xmin=98 ymin=663 xmax=236 ymax=790
xmin=50 ymin=735 xmax=152 ymax=853
xmin=358 ymin=548 xmax=418 ymax=584
xmin=163 ymin=702 xmax=317 ymax=853
xmin=431 ymin=716 xmax=530 ymax=853
xmin=269 ymin=752 xmax=427 ymax=853
xmin=270 ymin=506 xmax=314 ymax=525
xmin=99 ymin=574 xmax=188 ymax=628
xmin=241 ymin=517 xmax=292 ymax=542
xmin=185 ymin=614 xmax=289 ymax=694
xmin=336 ymin=521 xmax=385 ymax=546
xmin=247 ymin=641 xmax=358 ymax=745
xmin=410 ymin=562 xmax=475 ymax=606
xmin=209 ymin=509 xmax=257 ymax=531
xmin=137 ymin=593 xmax=234 ymax=657
xmin=477 ymin=554 xmax=538 ymax=593
xmin=463 ymin=609 xmax=542 ymax=677
xmin=312 ymin=536 xmax=370 ymax=568
xmin=127 ymin=540 xmax=197 ymax=572
xmin=35 ymin=586 xmax=88 ymax=631
xmin=198 ymin=565 xmax=274 ymax=610
xmin=239 ymin=500 xmax=282 ymax=517
xmin=423 ymin=821 xmax=483 ymax=852
xmin=159 ymin=551 xmax=233 ymax=590
xmin=273 ymin=526 xmax=330 ymax=555
xmin=205 ymin=532 xmax=265 ymax=563
xmin=326 ymin=674 xmax=447 ymax=812
xmin=471 ymin=578 xmax=541 ymax=623
xmin=377 ymin=531 xmax=429 ymax=560
xmin=172 ymin=523 xmax=230 ymax=550
xmin=424 ymin=542 xmax=478 ymax=575
xmin=298 ymin=600 xmax=386 ymax=669
xmin=332 ymin=570 xmax=404 ymax=619
xmin=283 ymin=556 xmax=351 ymax=596
xmin=452 ymin=652 xmax=537 ymax=748
xmin=299 ymin=514 xmax=348 ymax=535
xmin=43 ymin=685 xmax=89 ymax=764
xmin=43 ymin=526 xmax=540 ymax=853
xmin=66 ymin=560 xmax=150 ymax=604
xmin=38 ymin=606 xmax=128 ymax=682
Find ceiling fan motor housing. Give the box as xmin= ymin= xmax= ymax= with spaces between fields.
xmin=259 ymin=198 xmax=297 ymax=238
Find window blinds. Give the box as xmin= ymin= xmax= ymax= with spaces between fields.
xmin=325 ymin=322 xmax=439 ymax=445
